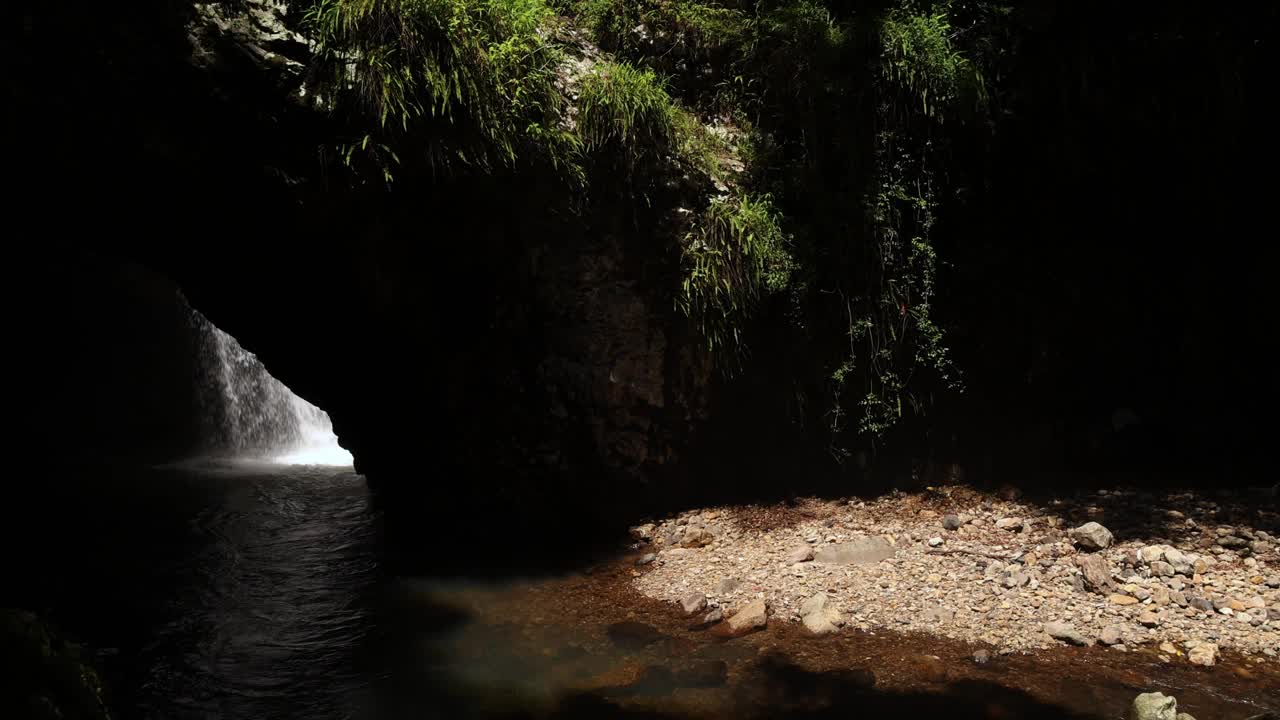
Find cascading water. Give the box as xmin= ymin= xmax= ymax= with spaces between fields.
xmin=193 ymin=311 xmax=353 ymax=465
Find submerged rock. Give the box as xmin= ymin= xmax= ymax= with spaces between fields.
xmin=606 ymin=622 xmax=666 ymax=650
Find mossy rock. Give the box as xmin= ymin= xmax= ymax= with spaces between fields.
xmin=1 ymin=609 xmax=112 ymax=720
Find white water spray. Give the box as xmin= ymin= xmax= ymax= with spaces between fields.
xmin=196 ymin=313 xmax=353 ymax=466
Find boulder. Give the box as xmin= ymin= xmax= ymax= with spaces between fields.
xmin=1187 ymin=643 xmax=1218 ymax=667
xmin=1044 ymin=621 xmax=1091 ymax=646
xmin=800 ymin=593 xmax=844 ymax=635
xmin=785 ymin=545 xmax=814 ymax=564
xmin=943 ymin=514 xmax=963 ymax=531
xmin=1070 ymin=522 xmax=1115 ymax=551
xmin=726 ymin=598 xmax=768 ymax=634
xmin=1129 ymin=692 xmax=1178 ymax=720
xmin=1077 ymin=554 xmax=1114 ymax=593
xmin=814 ymin=536 xmax=895 ymax=565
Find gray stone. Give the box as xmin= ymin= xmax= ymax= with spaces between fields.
xmin=680 ymin=527 xmax=715 ymax=548
xmin=1187 ymin=643 xmax=1218 ymax=666
xmin=972 ymin=649 xmax=991 ymax=664
xmin=1128 ymin=692 xmax=1178 ymax=720
xmin=928 ymin=536 xmax=944 ymax=547
xmin=943 ymin=514 xmax=963 ymax=531
xmin=1099 ymin=625 xmax=1124 ymax=645
xmin=1070 ymin=522 xmax=1115 ymax=551
xmin=1163 ymin=548 xmax=1191 ymax=574
xmin=726 ymin=598 xmax=767 ymax=633
xmin=716 ymin=577 xmax=742 ymax=594
xmin=1003 ymin=571 xmax=1029 ymax=589
xmin=1219 ymin=535 xmax=1248 ymax=549
xmin=681 ymin=593 xmax=707 ymax=615
xmin=814 ymin=536 xmax=895 ymax=565
xmin=800 ymin=593 xmax=843 ymax=635
xmin=785 ymin=545 xmax=814 ymax=564
xmin=636 ymin=553 xmax=656 ymax=566
xmin=1150 ymin=560 xmax=1176 ymax=577
xmin=1139 ymin=546 xmax=1166 ymax=564
xmin=922 ymin=606 xmax=955 ymax=625
xmin=1250 ymin=540 xmax=1272 ymax=554
xmin=1138 ymin=610 xmax=1161 ymax=627
xmin=1044 ymin=621 xmax=1091 ymax=646
xmin=630 ymin=523 xmax=656 ymax=541
xmin=1077 ymin=554 xmax=1114 ymax=593
xmin=701 ymin=607 xmax=723 ymax=625
xmin=1189 ymin=596 xmax=1214 ymax=612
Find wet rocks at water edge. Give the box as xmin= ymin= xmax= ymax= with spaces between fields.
xmin=681 ymin=592 xmax=707 ymax=615
xmin=800 ymin=593 xmax=844 ymax=635
xmin=1187 ymin=642 xmax=1219 ymax=667
xmin=1044 ymin=621 xmax=1091 ymax=646
xmin=1099 ymin=625 xmax=1124 ymax=645
xmin=1070 ymin=521 xmax=1114 ymax=551
xmin=726 ymin=598 xmax=768 ymax=634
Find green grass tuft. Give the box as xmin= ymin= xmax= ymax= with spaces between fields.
xmin=576 ymin=61 xmax=676 ymax=164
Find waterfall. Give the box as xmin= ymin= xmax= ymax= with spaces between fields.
xmin=193 ymin=311 xmax=353 ymax=465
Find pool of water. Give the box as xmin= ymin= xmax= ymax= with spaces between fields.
xmin=6 ymin=461 xmax=1277 ymax=719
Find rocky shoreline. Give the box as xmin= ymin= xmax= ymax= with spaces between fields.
xmin=631 ymin=486 xmax=1280 ymax=664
